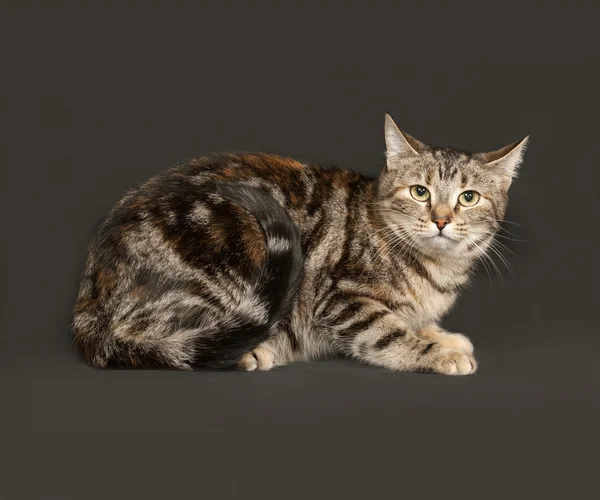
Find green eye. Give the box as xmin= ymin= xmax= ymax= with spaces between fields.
xmin=410 ymin=185 xmax=430 ymax=202
xmin=458 ymin=190 xmax=480 ymax=207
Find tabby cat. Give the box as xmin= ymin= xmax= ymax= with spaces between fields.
xmin=73 ymin=114 xmax=527 ymax=375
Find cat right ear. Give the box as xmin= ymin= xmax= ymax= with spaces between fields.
xmin=479 ymin=136 xmax=529 ymax=182
xmin=384 ymin=113 xmax=423 ymax=170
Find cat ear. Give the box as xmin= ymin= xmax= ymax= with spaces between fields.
xmin=479 ymin=136 xmax=529 ymax=182
xmin=384 ymin=114 xmax=425 ymax=169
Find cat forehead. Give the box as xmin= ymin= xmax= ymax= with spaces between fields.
xmin=402 ymin=149 xmax=485 ymax=183
xmin=425 ymin=149 xmax=471 ymax=181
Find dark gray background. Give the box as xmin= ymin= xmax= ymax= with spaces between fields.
xmin=1 ymin=1 xmax=599 ymax=498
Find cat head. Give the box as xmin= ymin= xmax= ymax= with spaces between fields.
xmin=376 ymin=114 xmax=528 ymax=258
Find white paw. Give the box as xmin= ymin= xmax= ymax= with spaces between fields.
xmin=446 ymin=333 xmax=474 ymax=354
xmin=432 ymin=350 xmax=477 ymax=376
xmin=237 ymin=346 xmax=275 ymax=372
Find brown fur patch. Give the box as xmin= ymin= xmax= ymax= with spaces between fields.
xmin=240 ymin=216 xmax=267 ymax=267
xmin=220 ymin=167 xmax=237 ymax=178
xmin=244 ymin=154 xmax=304 ymax=172
xmin=128 ymin=198 xmax=147 ymax=210
xmin=289 ymin=191 xmax=301 ymax=206
xmin=225 ymin=203 xmax=267 ymax=267
xmin=330 ymin=171 xmax=350 ymax=188
xmin=210 ymin=226 xmax=228 ymax=250
xmin=74 ymin=297 xmax=98 ymax=315
xmin=96 ymin=268 xmax=118 ymax=298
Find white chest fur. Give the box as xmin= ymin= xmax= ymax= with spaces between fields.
xmin=408 ymin=283 xmax=458 ymax=329
xmin=400 ymin=258 xmax=469 ymax=330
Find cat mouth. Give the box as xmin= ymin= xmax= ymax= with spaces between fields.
xmin=426 ymin=233 xmax=458 ymax=244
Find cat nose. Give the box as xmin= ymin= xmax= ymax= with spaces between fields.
xmin=432 ymin=218 xmax=450 ymax=230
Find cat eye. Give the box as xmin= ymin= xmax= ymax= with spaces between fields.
xmin=458 ymin=190 xmax=480 ymax=207
xmin=410 ymin=185 xmax=430 ymax=202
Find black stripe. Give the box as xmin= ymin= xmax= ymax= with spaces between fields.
xmin=342 ymin=310 xmax=389 ymax=339
xmin=326 ymin=177 xmax=367 ymax=298
xmin=306 ymin=173 xmax=331 ymax=216
xmin=282 ymin=321 xmax=300 ymax=352
xmin=302 ymin=210 xmax=328 ymax=254
xmin=404 ymin=254 xmax=458 ymax=294
xmin=337 ymin=179 xmax=364 ymax=267
xmin=374 ymin=328 xmax=406 ymax=350
xmin=467 ymin=234 xmax=493 ymax=253
xmin=420 ymin=342 xmax=435 ymax=356
xmin=328 ymin=300 xmax=365 ymax=324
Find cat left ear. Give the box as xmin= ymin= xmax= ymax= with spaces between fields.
xmin=479 ymin=136 xmax=530 ymax=182
xmin=384 ymin=114 xmax=426 ymax=170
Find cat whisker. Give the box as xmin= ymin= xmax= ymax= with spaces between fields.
xmin=473 ymin=231 xmax=522 ymax=257
xmin=475 ymin=219 xmax=525 ymax=238
xmin=471 ymin=238 xmax=502 ymax=283
xmin=358 ymin=223 xmax=399 ymax=244
xmin=487 ymin=240 xmax=517 ymax=282
xmin=477 ymin=218 xmax=525 ymax=228
xmin=468 ymin=239 xmax=494 ymax=287
xmin=365 ymin=226 xmax=419 ymax=279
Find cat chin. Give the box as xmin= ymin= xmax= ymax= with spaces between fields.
xmin=420 ymin=234 xmax=463 ymax=255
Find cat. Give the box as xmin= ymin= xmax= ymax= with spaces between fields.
xmin=73 ymin=114 xmax=528 ymax=375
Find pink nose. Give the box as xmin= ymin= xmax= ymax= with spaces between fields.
xmin=432 ymin=218 xmax=450 ymax=230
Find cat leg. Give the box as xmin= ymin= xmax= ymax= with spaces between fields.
xmin=417 ymin=324 xmax=474 ymax=354
xmin=323 ymin=296 xmax=477 ymax=375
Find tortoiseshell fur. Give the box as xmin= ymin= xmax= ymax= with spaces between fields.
xmin=74 ymin=116 xmax=527 ymax=374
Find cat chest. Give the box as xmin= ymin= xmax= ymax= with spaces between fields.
xmin=400 ymin=282 xmax=458 ymax=328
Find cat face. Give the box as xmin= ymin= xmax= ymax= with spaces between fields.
xmin=377 ymin=114 xmax=528 ymax=258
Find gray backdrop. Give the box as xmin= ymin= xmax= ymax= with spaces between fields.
xmin=2 ymin=1 xmax=599 ymax=498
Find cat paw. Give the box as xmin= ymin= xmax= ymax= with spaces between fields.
xmin=430 ymin=350 xmax=477 ymax=376
xmin=237 ymin=346 xmax=275 ymax=372
xmin=418 ymin=327 xmax=474 ymax=354
xmin=444 ymin=333 xmax=474 ymax=354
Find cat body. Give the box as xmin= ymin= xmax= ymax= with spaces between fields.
xmin=74 ymin=115 xmax=527 ymax=374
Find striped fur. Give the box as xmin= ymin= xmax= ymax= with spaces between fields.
xmin=73 ymin=115 xmax=528 ymax=374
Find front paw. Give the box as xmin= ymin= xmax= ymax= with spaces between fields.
xmin=430 ymin=349 xmax=478 ymax=376
xmin=418 ymin=326 xmax=474 ymax=355
xmin=445 ymin=333 xmax=474 ymax=354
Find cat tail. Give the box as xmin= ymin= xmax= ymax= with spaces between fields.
xmin=191 ymin=182 xmax=304 ymax=369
